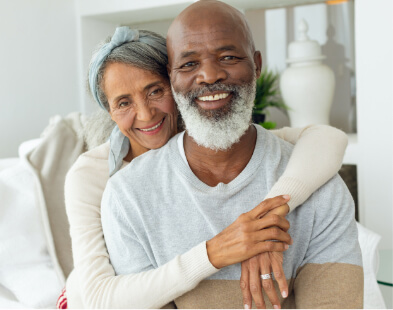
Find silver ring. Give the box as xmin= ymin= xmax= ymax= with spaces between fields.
xmin=261 ymin=273 xmax=273 ymax=280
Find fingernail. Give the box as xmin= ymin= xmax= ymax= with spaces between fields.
xmin=244 ymin=304 xmax=250 ymax=309
xmin=285 ymin=244 xmax=289 ymax=249
xmin=282 ymin=290 xmax=288 ymax=298
xmin=274 ymin=305 xmax=280 ymax=309
xmin=282 ymin=195 xmax=290 ymax=200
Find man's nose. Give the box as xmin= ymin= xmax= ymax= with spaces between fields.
xmin=196 ymin=60 xmax=228 ymax=85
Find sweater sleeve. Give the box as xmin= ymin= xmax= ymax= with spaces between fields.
xmin=65 ymin=153 xmax=218 ymax=309
xmin=268 ymin=125 xmax=348 ymax=211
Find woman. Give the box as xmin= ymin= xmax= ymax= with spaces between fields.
xmin=61 ymin=27 xmax=348 ymax=309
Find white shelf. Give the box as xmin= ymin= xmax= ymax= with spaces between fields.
xmin=77 ymin=0 xmax=326 ymax=24
xmin=343 ymin=133 xmax=358 ymax=165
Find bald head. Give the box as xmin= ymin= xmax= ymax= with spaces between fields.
xmin=167 ymin=0 xmax=256 ymax=61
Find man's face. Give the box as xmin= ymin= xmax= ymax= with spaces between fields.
xmin=167 ymin=16 xmax=261 ymax=150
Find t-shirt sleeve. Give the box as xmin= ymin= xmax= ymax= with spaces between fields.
xmin=293 ymin=176 xmax=364 ymax=308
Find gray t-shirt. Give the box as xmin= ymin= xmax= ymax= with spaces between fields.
xmin=101 ymin=125 xmax=363 ymax=308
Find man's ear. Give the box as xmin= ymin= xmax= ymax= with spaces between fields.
xmin=167 ymin=64 xmax=172 ymax=80
xmin=253 ymin=51 xmax=262 ymax=78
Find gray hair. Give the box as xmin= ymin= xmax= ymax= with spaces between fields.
xmin=82 ymin=109 xmax=116 ymax=150
xmin=88 ymin=30 xmax=168 ymax=111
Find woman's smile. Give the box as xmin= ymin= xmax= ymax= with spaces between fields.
xmin=137 ymin=117 xmax=166 ymax=135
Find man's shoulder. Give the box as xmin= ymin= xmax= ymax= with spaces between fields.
xmin=312 ymin=173 xmax=354 ymax=214
xmin=254 ymin=124 xmax=294 ymax=174
xmin=255 ymin=124 xmax=294 ymax=154
xmin=287 ymin=172 xmax=355 ymax=238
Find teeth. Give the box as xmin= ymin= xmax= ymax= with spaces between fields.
xmin=139 ymin=118 xmax=164 ymax=132
xmin=198 ymin=93 xmax=229 ymax=101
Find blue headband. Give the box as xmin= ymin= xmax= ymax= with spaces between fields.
xmin=88 ymin=26 xmax=167 ymax=110
xmin=88 ymin=26 xmax=168 ymax=176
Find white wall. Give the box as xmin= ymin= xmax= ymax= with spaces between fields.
xmin=355 ymin=0 xmax=393 ymax=250
xmin=0 ymin=0 xmax=80 ymax=158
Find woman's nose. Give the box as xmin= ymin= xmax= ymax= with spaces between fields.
xmin=136 ymin=104 xmax=155 ymax=122
xmin=196 ymin=60 xmax=228 ymax=85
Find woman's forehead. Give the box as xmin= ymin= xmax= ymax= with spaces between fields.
xmin=103 ymin=63 xmax=168 ymax=96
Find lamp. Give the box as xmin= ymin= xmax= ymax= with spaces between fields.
xmin=326 ymin=0 xmax=349 ymax=4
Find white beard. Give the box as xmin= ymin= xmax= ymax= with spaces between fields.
xmin=172 ymin=78 xmax=256 ymax=151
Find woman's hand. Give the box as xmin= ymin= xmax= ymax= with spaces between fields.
xmin=206 ymin=196 xmax=292 ymax=269
xmin=240 ymin=200 xmax=290 ymax=309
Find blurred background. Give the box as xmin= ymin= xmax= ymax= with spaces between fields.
xmin=0 ymin=0 xmax=392 ymax=306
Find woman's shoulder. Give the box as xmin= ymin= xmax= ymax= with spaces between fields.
xmin=81 ymin=141 xmax=110 ymax=161
xmin=67 ymin=142 xmax=110 ymax=182
xmin=65 ymin=142 xmax=110 ymax=207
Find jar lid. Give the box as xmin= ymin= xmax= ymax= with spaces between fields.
xmin=286 ymin=19 xmax=325 ymax=63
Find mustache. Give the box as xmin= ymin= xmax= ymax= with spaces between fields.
xmin=180 ymin=83 xmax=241 ymax=101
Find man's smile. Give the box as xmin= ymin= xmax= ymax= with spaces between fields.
xmin=197 ymin=92 xmax=230 ymax=101
xmin=195 ymin=91 xmax=233 ymax=110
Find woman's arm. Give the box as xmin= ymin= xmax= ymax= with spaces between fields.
xmin=65 ymin=149 xmax=218 ymax=308
xmin=269 ymin=124 xmax=348 ymax=212
xmin=239 ymin=125 xmax=348 ymax=309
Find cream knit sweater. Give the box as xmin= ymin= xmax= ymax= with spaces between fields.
xmin=65 ymin=125 xmax=347 ymax=308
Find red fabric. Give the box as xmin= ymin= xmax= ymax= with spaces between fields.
xmin=56 ymin=287 xmax=67 ymax=309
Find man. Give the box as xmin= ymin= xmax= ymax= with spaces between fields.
xmin=102 ymin=0 xmax=363 ymax=308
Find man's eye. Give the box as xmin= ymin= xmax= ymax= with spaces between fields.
xmin=181 ymin=61 xmax=197 ymax=68
xmin=222 ymin=56 xmax=237 ymax=61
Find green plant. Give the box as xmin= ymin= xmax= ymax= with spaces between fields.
xmin=252 ymin=68 xmax=288 ymax=129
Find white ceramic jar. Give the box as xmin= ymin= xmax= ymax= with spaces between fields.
xmin=280 ymin=19 xmax=335 ymax=127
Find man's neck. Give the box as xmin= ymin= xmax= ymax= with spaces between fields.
xmin=184 ymin=125 xmax=257 ymax=186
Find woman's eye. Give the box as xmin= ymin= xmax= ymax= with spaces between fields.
xmin=119 ymin=101 xmax=130 ymax=108
xmin=150 ymin=88 xmax=163 ymax=96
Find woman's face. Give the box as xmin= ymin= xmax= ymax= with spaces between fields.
xmin=104 ymin=62 xmax=178 ymax=156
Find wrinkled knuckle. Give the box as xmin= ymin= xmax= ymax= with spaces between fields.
xmin=274 ymin=271 xmax=282 ymax=279
xmin=268 ymin=242 xmax=278 ymax=252
xmin=238 ymin=213 xmax=248 ymax=222
xmin=250 ymin=283 xmax=260 ymax=293
xmin=255 ymin=302 xmax=264 ymax=308
xmin=271 ymin=228 xmax=281 ymax=238
xmin=240 ymin=280 xmax=248 ymax=290
xmin=262 ymin=241 xmax=272 ymax=252
xmin=271 ymin=214 xmax=281 ymax=224
xmin=262 ymin=280 xmax=273 ymax=291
